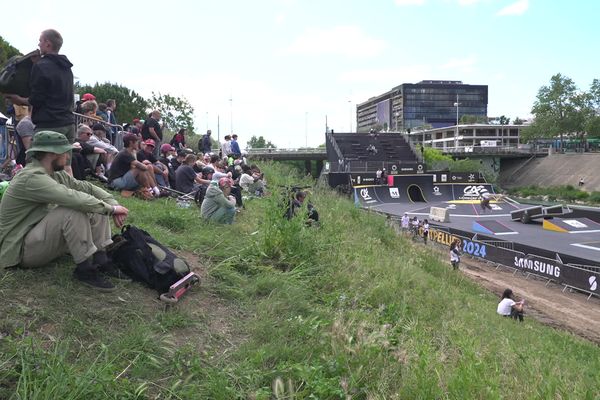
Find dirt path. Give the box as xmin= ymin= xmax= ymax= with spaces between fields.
xmin=459 ymin=255 xmax=600 ymax=344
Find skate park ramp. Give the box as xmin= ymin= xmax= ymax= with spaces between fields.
xmin=472 ymin=220 xmax=518 ymax=235
xmin=543 ymin=218 xmax=600 ymax=233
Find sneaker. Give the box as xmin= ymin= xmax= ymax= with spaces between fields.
xmin=97 ymin=263 xmax=130 ymax=281
xmin=73 ymin=267 xmax=116 ymax=292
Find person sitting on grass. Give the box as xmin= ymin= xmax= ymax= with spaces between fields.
xmin=201 ymin=177 xmax=236 ymax=224
xmin=107 ymin=133 xmax=160 ymax=197
xmin=286 ymin=191 xmax=319 ymax=225
xmin=0 ymin=131 xmax=129 ymax=291
xmin=137 ymin=139 xmax=169 ymax=189
xmin=175 ymin=154 xmax=211 ymax=194
xmin=497 ymin=288 xmax=525 ymax=322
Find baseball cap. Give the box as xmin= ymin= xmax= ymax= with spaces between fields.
xmin=160 ymin=143 xmax=175 ymax=153
xmin=26 ymin=131 xmax=75 ymax=155
xmin=144 ymin=139 xmax=156 ymax=147
xmin=218 ymin=177 xmax=233 ymax=188
xmin=82 ymin=93 xmax=96 ymax=101
xmin=202 ymin=166 xmax=215 ymax=175
xmin=91 ymin=123 xmax=105 ymax=131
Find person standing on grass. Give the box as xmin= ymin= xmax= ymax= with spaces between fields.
xmin=400 ymin=212 xmax=410 ymax=235
xmin=3 ymin=29 xmax=75 ymax=174
xmin=450 ymin=239 xmax=461 ymax=270
xmin=0 ymin=131 xmax=129 ymax=291
xmin=411 ymin=216 xmax=420 ymax=240
xmin=422 ymin=219 xmax=430 ymax=244
xmin=497 ymin=288 xmax=525 ymax=322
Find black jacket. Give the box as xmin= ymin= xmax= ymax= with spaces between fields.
xmin=29 ymin=54 xmax=75 ymax=128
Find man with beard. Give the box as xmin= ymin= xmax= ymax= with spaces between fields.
xmin=0 ymin=131 xmax=129 ymax=291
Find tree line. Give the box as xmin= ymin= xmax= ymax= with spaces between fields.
xmin=523 ymin=73 xmax=600 ymax=148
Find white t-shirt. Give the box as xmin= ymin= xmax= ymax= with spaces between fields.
xmin=497 ymin=298 xmax=516 ymax=316
xmin=401 ymin=215 xmax=409 ymax=228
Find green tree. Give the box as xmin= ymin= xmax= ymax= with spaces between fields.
xmin=147 ymin=92 xmax=196 ymax=134
xmin=527 ymin=73 xmax=578 ymax=148
xmin=586 ymin=79 xmax=600 ymax=138
xmin=75 ymin=82 xmax=148 ymax=125
xmin=0 ymin=36 xmax=21 ymax=66
xmin=513 ymin=116 xmax=525 ymax=125
xmin=0 ymin=35 xmax=22 ymax=114
xmin=497 ymin=115 xmax=510 ymax=147
xmin=247 ymin=135 xmax=276 ymax=149
xmin=459 ymin=115 xmax=488 ymax=124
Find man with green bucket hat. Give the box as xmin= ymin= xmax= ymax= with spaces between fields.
xmin=0 ymin=131 xmax=129 ymax=291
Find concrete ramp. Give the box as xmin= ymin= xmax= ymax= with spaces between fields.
xmin=543 ymin=218 xmax=600 ymax=233
xmin=472 ymin=220 xmax=518 ymax=235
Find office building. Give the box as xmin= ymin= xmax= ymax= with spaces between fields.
xmin=356 ymin=80 xmax=488 ymax=132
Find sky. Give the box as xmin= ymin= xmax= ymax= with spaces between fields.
xmin=2 ymin=0 xmax=599 ymax=148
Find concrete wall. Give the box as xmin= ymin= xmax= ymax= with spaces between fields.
xmin=500 ymin=153 xmax=600 ymax=191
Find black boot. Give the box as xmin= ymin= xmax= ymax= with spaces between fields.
xmin=73 ymin=259 xmax=115 ymax=292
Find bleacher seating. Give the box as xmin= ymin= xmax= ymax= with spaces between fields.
xmin=329 ymin=133 xmax=419 ymax=169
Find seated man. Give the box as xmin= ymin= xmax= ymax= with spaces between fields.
xmin=175 ymin=154 xmax=210 ymax=194
xmin=201 ymin=177 xmax=236 ymax=224
xmin=72 ymin=126 xmax=105 ymax=181
xmin=239 ymin=164 xmax=264 ymax=196
xmin=137 ymin=139 xmax=169 ymax=188
xmin=0 ymin=131 xmax=129 ymax=291
xmin=158 ymin=143 xmax=177 ymax=188
xmin=108 ymin=133 xmax=160 ymax=196
xmin=74 ymin=124 xmax=108 ymax=180
xmin=286 ymin=191 xmax=319 ymax=224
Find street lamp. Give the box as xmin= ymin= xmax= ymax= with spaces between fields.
xmin=348 ymin=99 xmax=352 ymax=132
xmin=453 ymin=94 xmax=461 ymax=150
xmin=305 ymin=111 xmax=308 ymax=148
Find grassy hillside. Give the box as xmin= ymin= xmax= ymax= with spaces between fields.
xmin=1 ymin=162 xmax=599 ymax=399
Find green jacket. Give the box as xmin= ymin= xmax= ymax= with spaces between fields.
xmin=0 ymin=159 xmax=118 ymax=268
xmin=200 ymin=182 xmax=235 ymax=221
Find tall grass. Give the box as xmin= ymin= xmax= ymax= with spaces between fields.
xmin=1 ymin=161 xmax=599 ymax=398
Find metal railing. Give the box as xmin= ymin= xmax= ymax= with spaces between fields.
xmin=440 ymin=146 xmax=546 ymax=156
xmin=328 ymin=159 xmax=420 ymax=173
xmin=326 ymin=131 xmax=344 ymax=161
xmin=245 ymin=147 xmax=326 ymax=154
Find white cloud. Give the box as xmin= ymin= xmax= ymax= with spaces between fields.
xmin=395 ymin=0 xmax=426 ymax=5
xmin=338 ymin=65 xmax=433 ymax=84
xmin=274 ymin=13 xmax=286 ymax=25
xmin=440 ymin=55 xmax=477 ymax=73
xmin=497 ymin=0 xmax=529 ymax=16
xmin=285 ymin=25 xmax=387 ymax=58
xmin=457 ymin=0 xmax=480 ymax=5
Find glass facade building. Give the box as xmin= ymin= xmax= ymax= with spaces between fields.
xmin=357 ymin=80 xmax=488 ymax=132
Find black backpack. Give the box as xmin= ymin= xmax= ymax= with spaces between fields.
xmin=0 ymin=49 xmax=40 ymax=97
xmin=108 ymin=225 xmax=191 ymax=293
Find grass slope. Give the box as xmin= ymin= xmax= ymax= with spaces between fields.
xmin=1 ymin=162 xmax=599 ymax=399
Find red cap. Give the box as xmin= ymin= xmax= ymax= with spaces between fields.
xmin=82 ymin=93 xmax=96 ymax=101
xmin=144 ymin=139 xmax=156 ymax=147
xmin=133 ymin=118 xmax=140 ymax=123
xmin=160 ymin=143 xmax=175 ymax=153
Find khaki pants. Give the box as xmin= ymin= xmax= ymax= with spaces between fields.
xmin=21 ymin=207 xmax=112 ymax=267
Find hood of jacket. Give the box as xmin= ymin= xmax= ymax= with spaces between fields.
xmin=205 ymin=182 xmax=224 ymax=199
xmin=41 ymin=53 xmax=73 ymax=70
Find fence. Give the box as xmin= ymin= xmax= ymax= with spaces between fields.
xmin=383 ymin=216 xmax=600 ymax=301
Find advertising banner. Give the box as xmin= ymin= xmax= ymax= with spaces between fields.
xmin=350 ymin=173 xmax=377 ymax=186
xmin=560 ymin=265 xmax=600 ymax=295
xmin=354 ymin=187 xmax=379 ymax=206
xmin=425 ymin=225 xmax=598 ymax=296
xmin=432 ymin=172 xmax=484 ymax=184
